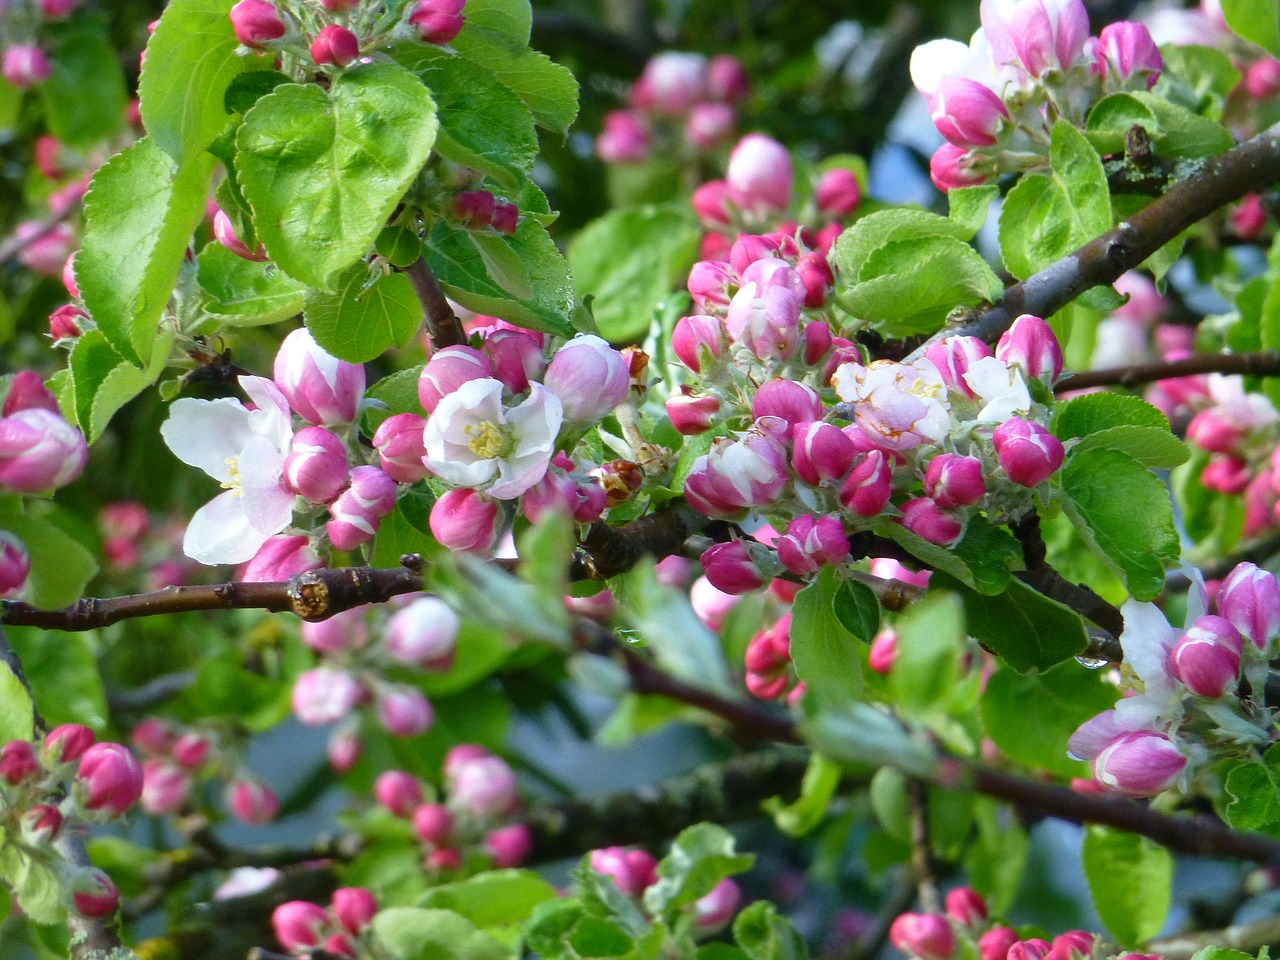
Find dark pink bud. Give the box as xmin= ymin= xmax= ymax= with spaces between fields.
xmin=803 ymin=321 xmax=834 ymax=366
xmin=410 ymin=0 xmax=466 ymax=45
xmin=412 ymin=802 xmax=454 ymax=844
xmin=1 ymin=740 xmax=38 ymax=784
xmin=726 ymin=133 xmax=792 ymax=213
xmin=995 ymin=314 xmax=1063 ymax=384
xmin=285 ymin=426 xmax=349 ymax=503
xmin=140 ymin=759 xmax=192 ymax=814
xmin=700 ymin=540 xmax=767 ymax=595
xmin=728 ymin=234 xmax=783 ymax=274
xmin=450 ymin=190 xmax=495 ymax=229
xmin=691 ymin=180 xmax=732 ymax=226
xmin=482 ymin=329 xmax=545 ymax=393
xmin=212 ymin=209 xmax=267 ymax=261
xmin=590 ymin=846 xmax=651 ymax=897
xmin=929 ymin=78 xmax=1008 ymax=147
xmin=1232 ymin=194 xmax=1268 ymax=241
xmin=229 ymin=0 xmax=286 ymax=48
xmin=671 ymin=314 xmax=727 ymax=374
xmin=1051 ymin=931 xmax=1094 ymax=958
xmin=898 ymin=497 xmax=964 ymax=546
xmin=427 ymin=847 xmax=462 ymax=870
xmin=172 ymin=733 xmax=210 ymax=769
xmin=48 ymin=304 xmax=85 ymax=341
xmin=0 ymin=532 xmax=30 ymax=598
xmin=978 ymin=928 xmax=1020 ymax=960
xmin=2 ymin=45 xmax=51 ymax=88
xmin=1186 ymin=409 xmax=1245 ymax=455
xmin=1201 ymin=455 xmax=1252 ymax=494
xmin=71 ymin=868 xmax=119 ymax=918
xmin=272 ymin=900 xmax=328 ymax=951
xmin=693 ymin=877 xmax=741 ymax=931
xmin=228 ymin=778 xmax=279 ymax=824
xmin=485 ymin=823 xmax=532 ymax=867
xmin=944 ymin=888 xmax=986 ymax=926
xmin=792 ymin=420 xmax=855 ymax=486
xmin=1095 ymin=22 xmax=1161 ymax=89
xmin=776 ymin=514 xmax=851 ymax=575
xmin=889 ymin=913 xmax=955 ymax=960
xmin=815 ymin=168 xmax=861 ymax=218
xmin=43 ymin=723 xmax=95 ymax=765
xmin=327 ymin=466 xmax=398 ymax=551
xmin=839 ymin=450 xmax=892 ymax=517
xmin=707 ymin=54 xmax=750 ymax=103
xmin=20 ymin=804 xmax=63 ymax=845
xmin=429 ymin=488 xmax=500 ymax=553
xmin=374 ymin=770 xmax=422 ymax=817
xmin=751 ymin=379 xmax=822 ymax=434
xmin=1246 ymin=58 xmax=1280 ymax=99
xmin=311 ymin=24 xmax=360 ymax=67
xmin=868 ymin=628 xmax=898 ymax=675
xmin=597 ymin=110 xmax=650 ymax=164
xmin=929 ymin=143 xmax=985 ymax=192
xmin=373 ymin=413 xmax=430 ymax=483
xmin=666 ymin=388 xmax=721 ymax=435
xmin=1168 ymin=614 xmax=1242 ymax=697
xmin=130 ymin=718 xmax=173 ymax=755
xmin=76 ymin=743 xmax=144 ymax=815
xmin=332 ymin=887 xmax=377 ymax=935
xmin=796 ymin=252 xmax=834 ymax=307
xmin=491 ymin=200 xmax=519 ymax=235
xmin=924 ymin=454 xmax=985 ymax=507
xmin=1009 ymin=940 xmax=1051 ymax=960
xmin=1092 ymin=731 xmax=1186 ymax=796
xmin=3 ymin=371 xmax=59 ymax=417
xmin=39 ymin=0 xmax=77 ymax=18
xmin=992 ymin=418 xmax=1063 ymax=487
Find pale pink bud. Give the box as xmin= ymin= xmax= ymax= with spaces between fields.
xmin=691 ymin=576 xmax=740 ymax=633
xmin=815 ymin=168 xmax=861 ymax=218
xmin=327 ymin=465 xmax=398 ymax=551
xmin=1095 ymin=22 xmax=1161 ymax=88
xmin=691 ymin=180 xmax=732 ymax=226
xmin=1246 ymin=57 xmax=1280 ymax=99
xmin=20 ymin=804 xmax=62 ymax=845
xmin=372 ymin=413 xmax=430 ymax=482
xmin=1186 ymin=409 xmax=1244 ymax=455
xmin=291 ymin=667 xmax=362 ymax=725
xmin=71 ymin=868 xmax=119 ymax=918
xmin=413 ymin=802 xmax=454 ymax=844
xmin=996 ymin=314 xmax=1063 ymax=384
xmin=130 ymin=718 xmax=173 ymax=756
xmin=979 ymin=928 xmax=1021 ymax=960
xmin=654 ymin=555 xmax=693 ymax=588
xmin=0 ymin=407 xmax=88 ymax=492
xmin=924 ymin=336 xmax=993 ymax=398
xmin=724 ymin=282 xmax=801 ymax=361
xmin=929 ymin=143 xmax=985 ymax=192
xmin=693 ymin=877 xmax=741 ymax=931
xmin=671 ymin=314 xmax=727 ymax=373
xmin=212 ymin=209 xmax=267 ymax=261
xmin=868 ymin=628 xmax=898 ymax=675
xmin=686 ymin=261 xmax=736 ymax=312
xmin=1 ymin=740 xmax=38 ymax=784
xmin=730 ymin=236 xmax=787 ymax=275
xmin=707 ymin=54 xmax=750 ymax=103
xmin=666 ymin=388 xmax=721 ymax=435
xmin=899 ymin=497 xmax=964 ymax=546
xmin=386 ymin=596 xmax=459 ymax=671
xmin=544 ymin=335 xmax=631 ymax=424
xmin=1092 ymin=731 xmax=1186 ymax=796
xmin=726 ymin=133 xmax=792 ymax=213
xmin=284 ymin=426 xmax=349 ymax=504
xmin=1201 ymin=455 xmax=1251 ymax=494
xmin=635 ymin=52 xmax=707 ymax=113
xmin=299 ymin=604 xmax=368 ymax=654
xmin=327 ymin=728 xmax=361 ymax=773
xmin=0 ymin=532 xmax=30 ymax=598
xmin=992 ymin=418 xmax=1064 ymax=487
xmin=48 ymin=304 xmax=85 ymax=341
xmin=482 ymin=329 xmax=545 ymax=393
xmin=590 ymin=846 xmax=652 ymax=897
xmin=311 ymin=24 xmax=360 ymax=67
xmin=419 ymin=345 xmax=492 ymax=414
xmin=238 ymin=535 xmax=323 ymax=582
xmin=141 ymin=759 xmax=192 ymax=814
xmin=1005 ymin=0 xmax=1090 ymax=75
xmin=272 ymin=900 xmax=329 ymax=951
xmin=444 ymin=743 xmax=491 ymax=778
xmin=77 ymin=743 xmax=144 ymax=815
xmin=410 ymin=0 xmax=465 ymax=45
xmin=1232 ymin=194 xmax=1268 ymax=241
xmin=486 ymin=823 xmax=532 ymax=867
xmin=751 ymin=379 xmax=822 ymax=434
xmin=2 ymin=45 xmax=51 ymax=88
xmin=449 ymin=754 xmax=518 ymax=816
xmin=685 ymin=103 xmax=736 ymax=150
xmin=1217 ymin=562 xmax=1280 ymax=649
xmin=377 ymin=686 xmax=434 ymax=737
xmin=792 ymin=421 xmax=855 ymax=486
xmin=924 ymin=454 xmax=986 ymax=508
xmin=332 ymin=887 xmax=377 ymax=935
xmin=597 ymin=110 xmax=650 ymax=163
xmin=450 ymin=190 xmax=495 ymax=229
xmin=700 ymin=540 xmax=768 ymax=595
xmin=230 ymin=0 xmax=286 ymax=48
xmin=776 ymin=515 xmax=851 ymax=575
xmin=374 ymin=770 xmax=422 ymax=817
xmin=796 ymin=252 xmax=834 ymax=308
xmin=274 ymin=328 xmax=365 ymax=425
xmin=929 ymin=78 xmax=1008 ymax=147
xmin=44 ymin=723 xmax=94 ymax=765
xmin=839 ymin=450 xmax=892 ymax=517
xmin=4 ymin=371 xmax=59 ymax=416
xmin=944 ymin=888 xmax=987 ymax=926
xmin=889 ymin=913 xmax=955 ymax=960
xmin=684 ymin=423 xmax=789 ymax=517
xmin=429 ymin=488 xmax=500 ymax=553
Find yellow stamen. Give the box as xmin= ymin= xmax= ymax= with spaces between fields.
xmin=465 ymin=421 xmax=512 ymax=459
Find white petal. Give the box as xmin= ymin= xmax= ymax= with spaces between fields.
xmin=161 ymin=398 xmax=252 ymax=482
xmin=183 ymin=490 xmax=269 ymax=565
xmin=240 ymin=376 xmax=295 ymax=451
xmin=1120 ymin=599 xmax=1178 ymax=684
xmin=238 ymin=435 xmax=296 ymax=534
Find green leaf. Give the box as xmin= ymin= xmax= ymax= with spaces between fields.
xmin=236 ymin=64 xmax=438 ymax=291
xmin=303 ymin=265 xmax=424 ymax=364
xmin=197 ymin=243 xmax=305 ymax=326
xmin=573 ymin=861 xmax=648 ymax=934
xmin=416 ymin=870 xmax=557 ymax=928
xmin=642 ymin=823 xmax=754 ymax=915
xmin=1156 ymin=46 xmax=1241 ymax=119
xmin=140 ymin=0 xmax=265 ymax=162
xmin=370 ymin=489 xmax=437 ymax=569
xmin=40 ymin=29 xmax=126 ymax=148
xmin=1086 ymin=92 xmax=1233 ymax=159
xmin=1052 ymin=391 xmax=1171 ymax=437
xmin=390 ymin=44 xmax=536 ymax=188
xmin=362 ymin=365 xmax=425 ymax=435
xmin=567 ymin=206 xmax=701 ymax=343
xmin=951 ymin=577 xmax=1089 ymax=673
xmin=1225 ymin=742 xmax=1280 ymax=834
xmin=948 ymin=185 xmax=999 ymax=236
xmin=836 ymin=236 xmax=1003 ymax=336
xmin=889 ymin=592 xmax=964 ymax=714
xmin=462 ymin=0 xmax=532 ymax=44
xmin=67 ymin=328 xmax=173 ymax=442
xmin=733 ymin=902 xmax=809 ymax=960
xmin=1222 ymin=0 xmax=1280 ymax=55
xmin=982 ymin=662 xmax=1117 ymax=776
xmin=999 ymin=122 xmax=1110 ymax=281
xmin=1062 ymin=447 xmax=1179 ymax=601
xmin=763 ymin=753 xmax=842 ymax=838
xmin=832 ymin=579 xmax=879 ymax=642
xmin=790 ymin=567 xmax=865 ymax=705
xmin=372 ymin=907 xmax=510 ymax=960
xmin=872 ymin=515 xmax=1022 ymax=596
xmin=1174 ymin=447 xmax=1245 ymax=557
xmin=1073 ymin=426 xmax=1189 ymax=470
xmin=8 ymin=627 xmax=108 ymax=730
xmin=801 ymin=700 xmax=937 ymax=777
xmin=454 ymin=27 xmax=580 ymax=135
xmin=78 ymin=138 xmax=215 ymax=366
xmin=832 ymin=209 xmax=976 ymax=276
xmin=1082 ymin=826 xmax=1172 ymax=947
xmin=518 ymin=512 xmax=573 ymax=607
xmin=1259 ymin=234 xmax=1280 ymax=410
xmin=0 ymin=510 xmax=98 ymax=610
xmin=1188 ymin=950 xmax=1255 ymax=960
xmin=11 ymin=856 xmax=63 ymax=925
xmin=965 ymin=797 xmax=1027 ymax=913
xmin=0 ymin=663 xmax=34 ymax=745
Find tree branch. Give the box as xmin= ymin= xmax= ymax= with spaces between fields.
xmin=1147 ymin=915 xmax=1280 ymax=959
xmin=1058 ymin=350 xmax=1280 ymax=393
xmin=402 ymin=256 xmax=467 ymax=350
xmin=906 ymin=778 xmax=940 ymax=913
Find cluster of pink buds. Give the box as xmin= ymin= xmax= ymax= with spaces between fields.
xmin=129 ymin=718 xmax=215 ymax=815
xmin=373 ymin=745 xmax=530 ymax=872
xmin=743 ymin=613 xmax=803 ymax=703
xmin=596 ymin=52 xmax=749 ymax=164
xmin=0 ymin=371 xmax=88 ymax=494
xmin=447 ymin=189 xmax=520 ymax=234
xmin=910 ymin=0 xmax=1161 ymax=190
xmin=588 ymin=845 xmax=741 ymax=933
xmin=0 ymin=727 xmax=142 ymax=918
xmin=272 ymin=886 xmax=377 ymax=957
xmin=2 ymin=46 xmax=52 ymax=90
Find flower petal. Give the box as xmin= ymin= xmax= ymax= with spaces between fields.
xmin=161 ymin=398 xmax=252 ymax=483
xmin=183 ymin=490 xmax=270 ymax=565
xmin=238 ymin=435 xmax=296 ymax=534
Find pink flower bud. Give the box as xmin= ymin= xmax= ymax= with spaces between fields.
xmin=1092 ymin=731 xmax=1186 ymax=796
xmin=449 ymin=754 xmax=518 ymax=817
xmin=1232 ymin=193 xmax=1268 ymax=241
xmin=299 ymin=604 xmax=368 ymax=654
xmin=4 ymin=371 xmax=58 ymax=417
xmin=693 ymin=877 xmax=741 ymax=931
xmin=544 ymin=335 xmax=631 ymax=424
xmin=730 ymin=237 xmax=787 ymax=275
xmin=274 ymin=328 xmax=366 ymax=425
xmin=491 ymin=200 xmax=519 ymax=235
xmin=924 ymin=336 xmax=993 ymax=398
xmin=666 ymin=388 xmax=721 ymax=435
xmin=899 ymin=497 xmax=964 ymax=546
xmin=815 ymin=168 xmax=861 ymax=218
xmin=1219 ymin=562 xmax=1280 ymax=649
xmin=20 ymin=804 xmax=63 ymax=845
xmin=924 ymin=454 xmax=986 ymax=508
xmin=229 ymin=0 xmax=286 ymax=48
xmin=327 ymin=465 xmax=398 ymax=551
xmin=995 ymin=314 xmax=1063 ymax=384
xmin=0 ymin=407 xmax=88 ymax=492
xmin=1095 ymin=22 xmax=1161 ymax=88
xmin=444 ymin=743 xmax=491 ymax=778
xmin=691 ymin=576 xmax=740 ymax=633
xmin=1201 ymin=455 xmax=1251 ymax=494
xmin=130 ymin=718 xmax=173 ymax=756
xmin=429 ymin=488 xmax=500 ymax=553
xmin=239 ymin=535 xmax=323 ymax=583
xmin=700 ymin=540 xmax=768 ymax=595
xmin=49 ymin=304 xmax=85 ymax=341
xmin=228 ymin=778 xmax=280 ymax=824
xmin=590 ymin=846 xmax=655 ymax=897
xmin=979 ymin=928 xmax=1020 ymax=960
xmin=726 ymin=133 xmax=792 ymax=213
xmin=796 ymin=252 xmax=834 ymax=308
xmin=992 ymin=418 xmax=1064 ymax=487
xmin=44 ymin=723 xmax=94 ymax=765
xmin=15 ymin=221 xmax=73 ymax=276
xmin=1186 ymin=409 xmax=1245 ymax=455
xmin=71 ymin=868 xmax=119 ymax=918
xmin=707 ymin=54 xmax=750 ymax=103
xmin=684 ymin=423 xmax=789 ymax=518
xmin=212 ymin=209 xmax=267 ymax=261
xmin=930 ymin=78 xmax=1008 ymax=148
xmin=76 ymin=743 xmax=144 ymax=816
xmin=332 ymin=887 xmax=377 ymax=935
xmin=482 ymin=823 xmax=530 ymax=867
xmin=272 ymin=900 xmax=329 ymax=951
xmin=481 ymin=329 xmax=545 ymax=393
xmin=1246 ymin=57 xmax=1280 ymax=99
xmin=141 ymin=759 xmax=193 ymax=814
xmin=839 ymin=450 xmax=893 ymax=517
xmin=1051 ymin=931 xmax=1094 ymax=958
xmin=994 ymin=0 xmax=1090 ymax=76
xmin=671 ymin=315 xmax=727 ymax=374
xmin=868 ymin=628 xmax=898 ymax=675
xmin=372 ymin=413 xmax=430 ymax=482
xmin=374 ymin=770 xmax=422 ymax=817
xmin=685 ymin=103 xmax=736 ymax=150
xmin=929 ymin=143 xmax=985 ymax=192
xmin=172 ymin=732 xmax=210 ymax=769
xmin=427 ymin=847 xmax=462 ymax=871
xmin=1168 ymin=614 xmax=1242 ymax=698
xmin=792 ymin=421 xmax=854 ymax=486
xmin=386 ymin=596 xmax=459 ymax=671
xmin=419 ymin=346 xmax=493 ymax=415
xmin=0 ymin=532 xmax=30 ymax=598
xmin=870 ymin=558 xmax=930 ymax=588
xmin=409 ymin=0 xmax=465 ymax=45
xmin=686 ymin=261 xmax=736 ymax=312
xmin=803 ymin=324 xmax=834 ymax=369
xmin=751 ymin=379 xmax=822 ymax=434
xmin=1 ymin=740 xmax=38 ymax=784
xmin=889 ymin=913 xmax=955 ymax=960
xmin=40 ymin=0 xmax=77 ymax=18
xmin=311 ymin=24 xmax=360 ymax=67
xmin=377 ymin=686 xmax=434 ymax=738
xmin=2 ymin=45 xmax=51 ymax=88
xmin=725 ymin=282 xmax=801 ymax=362
xmin=597 ymin=110 xmax=650 ymax=163
xmin=691 ymin=180 xmax=732 ymax=226
xmin=327 ymin=728 xmax=361 ymax=773
xmin=944 ymin=888 xmax=987 ymax=926
xmin=450 ymin=190 xmax=495 ymax=229
xmin=285 ymin=426 xmax=349 ymax=504
xmin=1009 ymin=940 xmax=1051 ymax=960
xmin=292 ymin=667 xmax=362 ymax=725
xmin=413 ymin=802 xmax=454 ymax=844
xmin=635 ymin=52 xmax=707 ymax=113
xmin=776 ymin=515 xmax=851 ymax=575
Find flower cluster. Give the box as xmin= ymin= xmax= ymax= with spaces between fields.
xmin=1 ymin=0 xmax=78 ymax=91
xmin=589 ymin=844 xmax=742 ymax=934
xmin=1069 ymin=563 xmax=1280 ymax=797
xmin=271 ymin=886 xmax=377 ymax=957
xmin=0 ymin=726 xmax=144 ymax=919
xmin=373 ymin=745 xmax=531 ymax=873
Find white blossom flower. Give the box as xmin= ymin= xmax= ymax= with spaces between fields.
xmin=963 ymin=355 xmax=1032 ymax=422
xmin=160 ymin=376 xmax=296 ymax=565
xmin=422 ymin=378 xmax=562 ymax=500
xmin=833 ymin=360 xmax=951 ymax=451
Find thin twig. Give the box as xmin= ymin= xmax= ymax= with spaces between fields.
xmin=1059 ymin=350 xmax=1280 ymax=393
xmin=402 ymin=256 xmax=467 ymax=350
xmin=1147 ymin=915 xmax=1280 ymax=959
xmin=905 ymin=778 xmax=940 ymax=913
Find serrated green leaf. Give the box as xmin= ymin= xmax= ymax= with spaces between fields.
xmin=1082 ymin=826 xmax=1172 ymax=947
xmin=1052 ymin=391 xmax=1171 ymax=437
xmin=304 ymin=265 xmax=424 ymax=364
xmin=236 ymin=64 xmax=438 ymax=291
xmin=12 ymin=856 xmax=63 ymax=925
xmin=0 ymin=662 xmax=34 ymax=745
xmin=373 ymin=907 xmax=510 ymax=960
xmin=872 ymin=515 xmax=1022 ymax=596
xmin=1225 ymin=742 xmax=1280 ymax=834
xmin=1074 ymin=425 xmax=1189 ymax=469
xmin=948 ymin=185 xmax=998 ymax=236
xmin=462 ymin=0 xmax=532 ymax=43
xmin=1086 ymin=92 xmax=1233 ymax=159
xmin=0 ymin=510 xmax=98 ymax=610
xmin=40 ymin=29 xmax=126 ymax=148
xmin=8 ymin=627 xmax=107 ymax=730
xmin=197 ymin=243 xmax=305 ymax=325
xmin=416 ymin=870 xmax=556 ymax=927
xmin=888 ymin=591 xmax=964 ymax=715
xmin=1222 ymin=0 xmax=1280 ymax=55
xmin=949 ymin=577 xmax=1088 ymax=673
xmin=734 ymin=902 xmax=809 ymax=960
xmin=78 ymin=138 xmax=215 ymax=366
xmin=790 ymin=567 xmax=865 ymax=706
xmin=454 ymin=27 xmax=579 ymax=134
xmin=67 ymin=328 xmax=172 ymax=442
xmin=642 ymin=823 xmax=754 ymax=914
xmin=832 ymin=209 xmax=975 ymax=277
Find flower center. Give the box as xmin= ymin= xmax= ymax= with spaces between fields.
xmin=220 ymin=457 xmax=242 ymax=496
xmin=465 ymin=421 xmax=514 ymax=460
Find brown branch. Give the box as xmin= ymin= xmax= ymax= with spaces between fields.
xmin=1010 ymin=513 xmax=1126 ymax=637
xmin=402 ymin=256 xmax=467 ymax=350
xmin=574 ymin=502 xmax=712 ymax=580
xmin=1059 ymin=350 xmax=1280 ymax=393
xmin=905 ymin=778 xmax=940 ymax=913
xmin=1148 ymin=915 xmax=1280 ymax=959
xmin=909 ymin=123 xmax=1280 ymax=355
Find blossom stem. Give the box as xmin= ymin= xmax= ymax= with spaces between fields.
xmin=402 ymin=256 xmax=467 ymax=350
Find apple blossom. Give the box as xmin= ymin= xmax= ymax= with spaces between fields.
xmin=274 ymin=329 xmax=366 ymax=426
xmin=385 ymin=597 xmax=460 ymax=671
xmin=792 ymin=420 xmax=855 ymax=486
xmin=683 ymin=421 xmax=790 ymax=517
xmin=76 ymin=742 xmax=144 ymax=815
xmin=833 ymin=360 xmax=951 ymax=452
xmin=376 ymin=686 xmax=434 ymax=737
xmin=374 ymin=770 xmax=423 ymax=817
xmin=543 ymin=335 xmax=631 ymax=424
xmin=409 ymin=0 xmax=465 ymax=45
xmin=1091 ymin=730 xmax=1187 ymax=796
xmin=597 ymin=110 xmax=650 ymax=163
